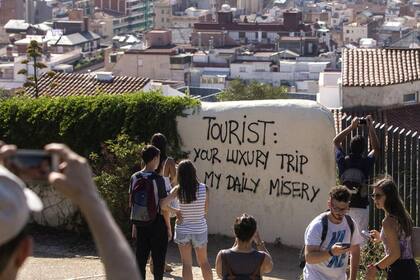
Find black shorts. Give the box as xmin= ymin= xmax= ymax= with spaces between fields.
xmin=387 ymin=259 xmax=419 ymax=280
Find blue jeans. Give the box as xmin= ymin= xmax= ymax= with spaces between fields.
xmin=174 ymin=230 xmax=208 ymax=248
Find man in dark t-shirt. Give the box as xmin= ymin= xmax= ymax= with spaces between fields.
xmin=128 ymin=145 xmax=176 ymax=280
xmin=333 ymin=115 xmax=379 ymax=235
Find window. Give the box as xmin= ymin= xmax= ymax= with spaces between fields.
xmin=346 ymin=30 xmax=349 ymax=34
xmin=239 ymin=67 xmax=246 ymax=73
xmin=239 ymin=32 xmax=245 ymax=38
xmin=262 ymin=32 xmax=267 ymax=38
xmin=403 ymin=93 xmax=416 ymax=103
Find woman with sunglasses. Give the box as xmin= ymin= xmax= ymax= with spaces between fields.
xmin=366 ymin=177 xmax=419 ymax=280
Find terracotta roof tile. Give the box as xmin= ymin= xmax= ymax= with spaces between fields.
xmin=25 ymin=73 xmax=150 ymax=98
xmin=343 ymin=48 xmax=420 ymax=87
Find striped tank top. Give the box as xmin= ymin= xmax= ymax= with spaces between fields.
xmin=175 ymin=183 xmax=207 ymax=234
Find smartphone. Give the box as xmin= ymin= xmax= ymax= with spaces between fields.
xmin=359 ymin=118 xmax=367 ymax=125
xmin=335 ymin=242 xmax=351 ymax=249
xmin=361 ymin=230 xmax=371 ymax=240
xmin=5 ymin=149 xmax=59 ymax=183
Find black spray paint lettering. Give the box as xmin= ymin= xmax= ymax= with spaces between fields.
xmin=226 ymin=173 xmax=260 ymax=193
xmin=204 ymin=171 xmax=221 ymax=189
xmin=193 ymin=147 xmax=221 ymax=164
xmin=203 ymin=116 xmax=275 ymax=146
xmin=226 ymin=149 xmax=269 ymax=169
xmin=275 ymin=151 xmax=309 ymax=174
xmin=268 ymin=176 xmax=320 ymax=202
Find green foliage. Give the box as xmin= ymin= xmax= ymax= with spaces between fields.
xmin=0 ymin=92 xmax=199 ymax=157
xmin=357 ymin=241 xmax=386 ymax=280
xmin=19 ymin=40 xmax=49 ymax=98
xmin=217 ymin=79 xmax=288 ymax=101
xmin=89 ymin=134 xmax=144 ymax=234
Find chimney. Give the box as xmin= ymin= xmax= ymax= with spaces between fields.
xmin=83 ymin=17 xmax=89 ymax=32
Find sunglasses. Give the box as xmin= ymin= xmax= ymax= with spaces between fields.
xmin=330 ymin=204 xmax=349 ymax=213
xmin=370 ymin=193 xmax=384 ymax=200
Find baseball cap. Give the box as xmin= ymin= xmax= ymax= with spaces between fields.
xmin=0 ymin=165 xmax=43 ymax=246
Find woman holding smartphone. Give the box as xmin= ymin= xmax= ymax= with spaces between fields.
xmin=366 ymin=177 xmax=419 ymax=280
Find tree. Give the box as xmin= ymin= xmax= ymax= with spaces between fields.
xmin=17 ymin=40 xmax=54 ymax=98
xmin=217 ymin=79 xmax=288 ymax=101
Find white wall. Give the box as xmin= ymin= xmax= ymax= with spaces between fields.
xmin=317 ymin=72 xmax=341 ymax=108
xmin=343 ymin=81 xmax=420 ymax=108
xmin=177 ymin=100 xmax=336 ymax=247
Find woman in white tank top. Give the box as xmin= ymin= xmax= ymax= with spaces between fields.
xmin=171 ymin=160 xmax=212 ymax=280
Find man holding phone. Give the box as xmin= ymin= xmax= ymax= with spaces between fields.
xmin=333 ymin=115 xmax=379 ymax=236
xmin=303 ymin=186 xmax=364 ymax=280
xmin=0 ymin=142 xmax=141 ymax=280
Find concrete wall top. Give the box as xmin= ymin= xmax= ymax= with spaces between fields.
xmin=177 ymin=99 xmax=336 ymax=247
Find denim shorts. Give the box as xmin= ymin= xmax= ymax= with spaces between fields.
xmin=174 ymin=230 xmax=208 ymax=248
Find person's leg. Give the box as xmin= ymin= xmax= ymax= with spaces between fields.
xmin=136 ymin=226 xmax=151 ymax=280
xmin=162 ymin=209 xmax=173 ymax=272
xmin=193 ymin=231 xmax=212 ymax=280
xmin=178 ymin=243 xmax=194 ymax=280
xmin=194 ymin=245 xmax=213 ymax=280
xmin=150 ymin=216 xmax=168 ymax=280
xmin=349 ymin=207 xmax=369 ymax=246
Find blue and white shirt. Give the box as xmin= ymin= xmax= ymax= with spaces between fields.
xmin=303 ymin=213 xmax=364 ymax=280
xmin=175 ymin=183 xmax=207 ymax=234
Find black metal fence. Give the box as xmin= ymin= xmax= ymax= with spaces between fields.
xmin=339 ymin=116 xmax=420 ymax=229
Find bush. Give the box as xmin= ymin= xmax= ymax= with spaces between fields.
xmin=89 ymin=134 xmax=144 ymax=235
xmin=0 ymin=92 xmax=199 ymax=156
xmin=358 ymin=241 xmax=386 ymax=280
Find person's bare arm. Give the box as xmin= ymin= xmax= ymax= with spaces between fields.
xmin=333 ymin=117 xmax=358 ymax=149
xmin=253 ymin=231 xmax=273 ymax=274
xmin=375 ymin=217 xmax=401 ymax=268
xmin=349 ymin=244 xmax=360 ymax=280
xmin=45 ymin=144 xmax=141 ymax=280
xmin=366 ymin=115 xmax=380 ymax=158
xmin=305 ymin=244 xmax=350 ymax=264
xmin=168 ymin=159 xmax=177 ymax=186
xmin=215 ymin=251 xmax=223 ymax=279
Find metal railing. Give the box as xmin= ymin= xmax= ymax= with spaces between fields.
xmin=339 ymin=115 xmax=420 ymax=229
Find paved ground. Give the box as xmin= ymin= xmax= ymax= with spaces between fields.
xmin=17 ymin=228 xmax=301 ymax=280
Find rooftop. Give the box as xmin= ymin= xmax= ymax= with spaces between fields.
xmin=342 ymin=48 xmax=420 ymax=87
xmin=25 ymin=73 xmax=150 ymax=98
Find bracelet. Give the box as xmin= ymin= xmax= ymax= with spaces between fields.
xmin=375 ymin=264 xmax=383 ymax=271
xmin=328 ymin=249 xmax=334 ymax=257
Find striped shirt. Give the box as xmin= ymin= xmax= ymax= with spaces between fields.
xmin=175 ymin=183 xmax=207 ymax=234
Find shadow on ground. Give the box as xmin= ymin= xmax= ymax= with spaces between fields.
xmin=29 ymin=226 xmax=301 ymax=279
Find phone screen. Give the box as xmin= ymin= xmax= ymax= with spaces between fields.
xmin=336 ymin=242 xmax=351 ymax=249
xmin=5 ymin=150 xmax=58 ymax=183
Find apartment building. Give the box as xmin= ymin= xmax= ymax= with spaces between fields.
xmin=94 ymin=0 xmax=154 ymax=34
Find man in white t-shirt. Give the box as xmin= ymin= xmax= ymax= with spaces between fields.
xmin=303 ymin=186 xmax=364 ymax=280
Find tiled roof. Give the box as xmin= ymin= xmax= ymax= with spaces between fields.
xmin=342 ymin=48 xmax=420 ymax=87
xmin=25 ymin=73 xmax=150 ymax=98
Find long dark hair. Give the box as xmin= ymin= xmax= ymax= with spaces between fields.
xmin=150 ymin=133 xmax=168 ymax=173
xmin=375 ymin=177 xmax=413 ymax=236
xmin=177 ymin=160 xmax=199 ymax=204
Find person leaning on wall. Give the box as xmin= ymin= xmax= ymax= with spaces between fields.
xmin=0 ymin=141 xmax=141 ymax=280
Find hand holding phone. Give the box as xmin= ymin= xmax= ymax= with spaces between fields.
xmin=361 ymin=230 xmax=371 ymax=240
xmin=5 ymin=149 xmax=59 ymax=183
xmin=335 ymin=242 xmax=351 ymax=249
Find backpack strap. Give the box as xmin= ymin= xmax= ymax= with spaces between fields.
xmin=344 ymin=215 xmax=355 ymax=239
xmin=250 ymin=252 xmax=266 ymax=279
xmin=320 ymin=213 xmax=329 ymax=246
xmin=221 ymin=250 xmax=235 ymax=279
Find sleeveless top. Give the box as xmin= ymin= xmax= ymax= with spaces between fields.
xmin=161 ymin=158 xmax=179 ymax=214
xmin=175 ymin=183 xmax=207 ymax=234
xmin=221 ymin=249 xmax=265 ymax=280
xmin=380 ymin=218 xmax=414 ymax=260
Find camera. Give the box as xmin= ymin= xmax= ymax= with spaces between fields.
xmin=358 ymin=118 xmax=367 ymax=125
xmin=5 ymin=149 xmax=59 ymax=183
